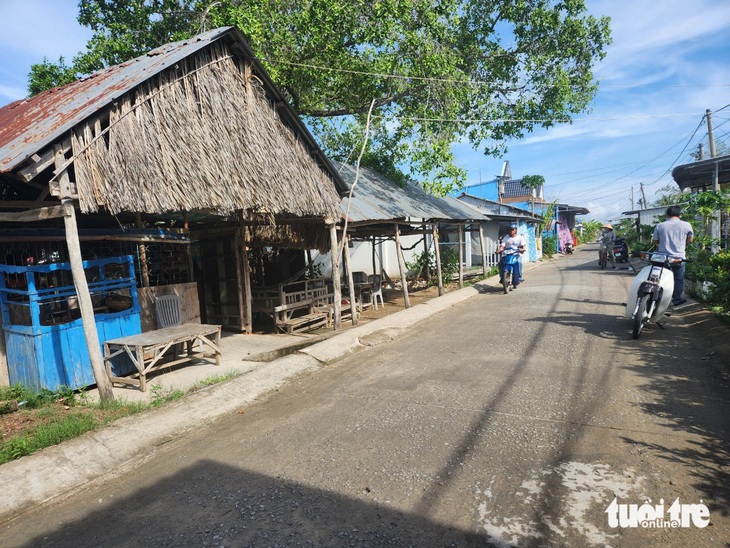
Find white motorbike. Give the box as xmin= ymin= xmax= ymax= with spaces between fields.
xmin=624 ymin=251 xmax=685 ymax=339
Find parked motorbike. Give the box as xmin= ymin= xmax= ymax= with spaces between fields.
xmin=613 ymin=237 xmax=629 ymax=263
xmin=499 ymin=249 xmax=521 ymax=294
xmin=564 ymin=241 xmax=574 ymax=254
xmin=625 ymin=251 xmax=685 ymax=339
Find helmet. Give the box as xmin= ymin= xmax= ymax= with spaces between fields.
xmin=508 ymin=223 xmax=518 ymax=229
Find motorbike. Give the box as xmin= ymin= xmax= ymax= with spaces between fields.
xmin=564 ymin=241 xmax=574 ymax=254
xmin=499 ymin=248 xmax=521 ymax=294
xmin=613 ymin=237 xmax=629 ymax=263
xmin=624 ymin=251 xmax=684 ymax=339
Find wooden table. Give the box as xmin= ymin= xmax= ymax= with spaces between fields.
xmin=104 ymin=323 xmax=222 ymax=391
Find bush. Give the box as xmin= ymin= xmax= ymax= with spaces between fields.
xmin=688 ymin=250 xmax=730 ymax=312
xmin=542 ymin=235 xmax=557 ymax=257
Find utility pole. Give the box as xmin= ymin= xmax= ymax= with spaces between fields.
xmin=706 ymin=109 xmax=717 ymax=158
xmin=640 ymin=182 xmax=647 ymax=210
xmin=631 ymin=187 xmax=635 ymax=210
xmin=706 ymin=108 xmax=720 ymax=252
xmin=698 ymin=143 xmax=704 ymax=161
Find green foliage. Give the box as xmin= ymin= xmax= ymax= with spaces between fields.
xmin=521 ymin=175 xmax=545 ymax=189
xmin=405 ymin=250 xmax=434 ymax=279
xmin=29 ymin=0 xmax=611 ymax=194
xmin=27 ymin=57 xmax=77 ymax=96
xmin=542 ymin=235 xmax=557 ymax=257
xmin=687 ymin=250 xmax=730 ymax=313
xmin=438 ymin=246 xmax=460 ymax=285
xmin=580 ymin=219 xmax=603 ymax=244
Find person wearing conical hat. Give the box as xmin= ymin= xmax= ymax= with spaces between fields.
xmin=599 ymin=223 xmax=616 ymax=268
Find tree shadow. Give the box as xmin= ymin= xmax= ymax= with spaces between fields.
xmin=12 ymin=461 xmax=488 ymax=547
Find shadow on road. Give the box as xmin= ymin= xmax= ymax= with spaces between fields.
xmin=12 ymin=461 xmax=487 ymax=547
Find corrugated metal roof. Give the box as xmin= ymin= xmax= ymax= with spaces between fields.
xmin=456 ymin=193 xmax=542 ymax=222
xmin=336 ymin=163 xmax=490 ymax=223
xmin=0 ymin=28 xmax=231 ymax=172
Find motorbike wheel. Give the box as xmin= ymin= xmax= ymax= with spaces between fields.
xmin=632 ymin=294 xmax=649 ymax=339
xmin=503 ymin=271 xmax=511 ymax=294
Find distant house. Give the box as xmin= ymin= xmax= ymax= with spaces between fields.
xmin=455 ymin=194 xmax=542 ymax=263
xmin=672 ymin=154 xmax=730 ymax=193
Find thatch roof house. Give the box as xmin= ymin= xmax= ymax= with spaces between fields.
xmin=0 ymin=27 xmax=345 ymax=221
xmin=0 ymin=28 xmax=351 ymax=392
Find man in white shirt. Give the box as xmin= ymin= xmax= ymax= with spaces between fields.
xmin=498 ymin=223 xmax=527 ymax=287
xmin=652 ymin=206 xmax=694 ymax=306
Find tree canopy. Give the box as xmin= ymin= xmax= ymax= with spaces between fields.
xmin=28 ymin=0 xmax=611 ymax=194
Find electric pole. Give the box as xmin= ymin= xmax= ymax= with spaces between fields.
xmin=640 ymin=182 xmax=647 ymax=210
xmin=706 ymin=109 xmax=717 ymax=158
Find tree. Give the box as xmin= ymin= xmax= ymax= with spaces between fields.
xmin=651 ymin=183 xmax=689 ymax=207
xmin=29 ymin=0 xmax=611 ymax=194
xmin=27 ymin=57 xmax=77 ymax=96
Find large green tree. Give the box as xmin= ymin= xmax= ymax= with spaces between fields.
xmin=29 ymin=0 xmax=611 ymax=194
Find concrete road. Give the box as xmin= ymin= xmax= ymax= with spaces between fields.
xmin=1 ymin=245 xmax=728 ymax=547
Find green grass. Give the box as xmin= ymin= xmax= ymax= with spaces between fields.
xmin=0 ymin=371 xmax=242 ymax=465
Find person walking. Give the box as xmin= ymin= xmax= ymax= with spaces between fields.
xmin=652 ymin=206 xmax=694 ymax=306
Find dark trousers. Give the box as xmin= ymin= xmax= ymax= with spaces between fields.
xmin=670 ymin=262 xmax=685 ymax=303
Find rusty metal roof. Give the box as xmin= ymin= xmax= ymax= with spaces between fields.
xmin=0 ymin=27 xmax=347 ymax=195
xmin=0 ymin=28 xmax=235 ymax=172
xmin=336 ymin=163 xmax=490 ymax=223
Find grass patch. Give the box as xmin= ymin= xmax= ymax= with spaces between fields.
xmin=0 ymin=372 xmax=240 ymax=465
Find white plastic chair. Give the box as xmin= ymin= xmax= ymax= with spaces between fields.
xmin=368 ymin=274 xmax=385 ymax=310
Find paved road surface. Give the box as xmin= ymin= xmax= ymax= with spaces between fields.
xmin=1 ymin=246 xmax=728 ymax=546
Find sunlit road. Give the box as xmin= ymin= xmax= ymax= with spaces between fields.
xmin=2 ymin=245 xmax=728 ymax=547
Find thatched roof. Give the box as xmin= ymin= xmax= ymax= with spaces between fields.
xmin=0 ymin=28 xmax=345 ymax=220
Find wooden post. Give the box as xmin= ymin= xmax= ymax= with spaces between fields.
xmin=371 ymin=236 xmax=377 ymax=278
xmin=422 ymin=224 xmax=430 ymax=283
xmin=55 ymin=145 xmax=114 ymax=402
xmin=235 ymin=223 xmax=252 ymax=333
xmin=135 ymin=213 xmax=150 ymax=287
xmin=433 ymin=224 xmax=444 ymax=296
xmin=343 ymin=235 xmax=358 ymax=325
xmin=478 ymin=223 xmax=488 ymax=278
xmin=394 ymin=224 xmax=411 ymax=308
xmin=329 ymin=223 xmax=342 ymax=330
xmin=457 ymin=223 xmax=464 ymax=289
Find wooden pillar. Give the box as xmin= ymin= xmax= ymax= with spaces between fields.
xmin=236 ymin=222 xmax=252 ymax=334
xmin=328 ymin=223 xmax=342 ymax=329
xmin=478 ymin=223 xmax=488 ymax=277
xmin=135 ymin=212 xmax=150 ymax=287
xmin=457 ymin=223 xmax=464 ymax=289
xmin=343 ymin=234 xmax=358 ymax=325
xmin=422 ymin=224 xmax=430 ymax=283
xmin=371 ymin=235 xmax=377 ymax=277
xmin=394 ymin=224 xmax=411 ymax=308
xmin=433 ymin=224 xmax=444 ymax=296
xmin=55 ymin=145 xmax=114 ymax=402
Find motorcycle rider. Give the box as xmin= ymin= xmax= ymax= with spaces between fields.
xmin=652 ymin=205 xmax=693 ymax=306
xmin=598 ymin=223 xmax=616 ymax=268
xmin=498 ymin=223 xmax=526 ymax=287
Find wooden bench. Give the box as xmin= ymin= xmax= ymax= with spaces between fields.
xmin=273 ymin=292 xmax=331 ymax=334
xmin=103 ymin=323 xmax=222 ymax=391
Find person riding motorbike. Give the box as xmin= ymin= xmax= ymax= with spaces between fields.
xmin=598 ymin=224 xmax=616 ymax=268
xmin=498 ymin=223 xmax=526 ymax=287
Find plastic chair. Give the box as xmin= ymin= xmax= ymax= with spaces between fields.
xmin=155 ymin=294 xmax=182 ymax=328
xmin=368 ymin=274 xmax=385 ymax=310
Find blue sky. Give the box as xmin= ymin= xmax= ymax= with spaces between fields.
xmin=1 ymin=0 xmax=729 ymax=222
